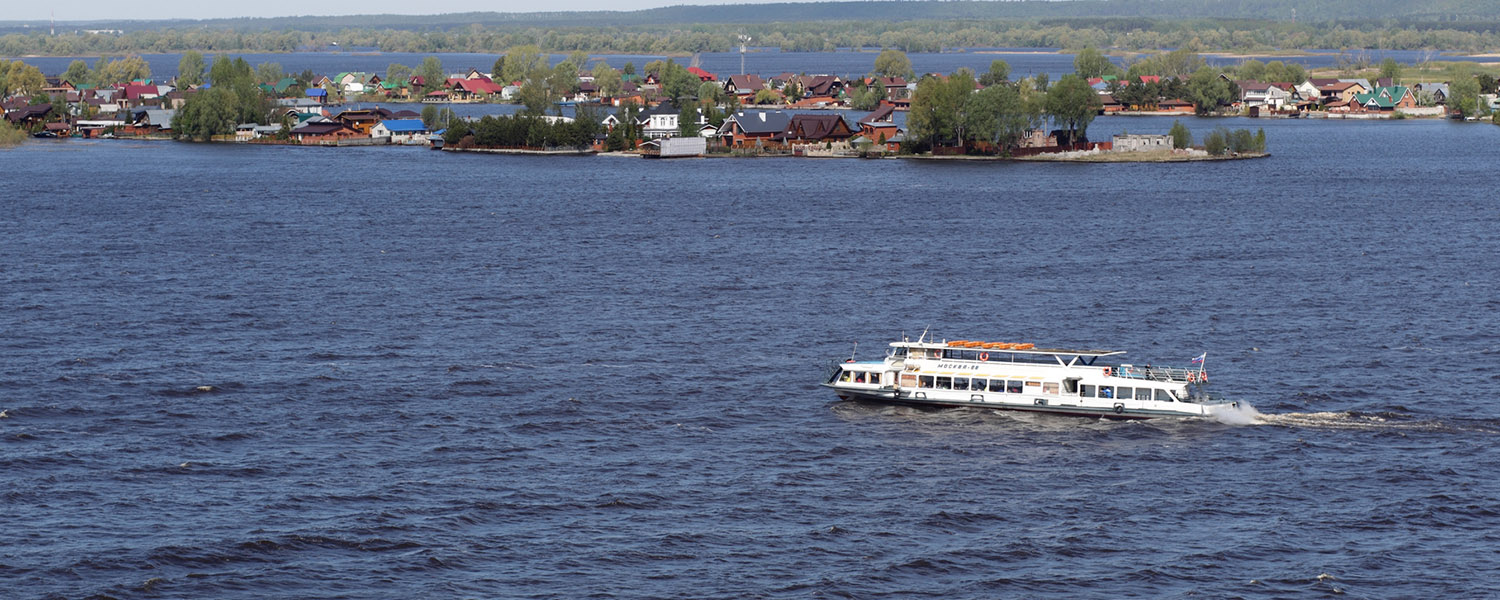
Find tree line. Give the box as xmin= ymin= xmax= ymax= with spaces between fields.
xmin=8 ymin=17 xmax=1500 ymax=57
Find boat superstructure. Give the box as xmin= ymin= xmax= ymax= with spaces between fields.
xmin=823 ymin=337 xmax=1234 ymax=419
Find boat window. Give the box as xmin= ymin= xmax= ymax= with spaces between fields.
xmin=1099 ymin=386 xmax=1116 ymax=399
xmin=1155 ymin=389 xmax=1174 ymax=402
xmin=971 ymin=378 xmax=987 ymax=391
xmin=1063 ymin=379 xmax=1079 ymax=394
xmin=854 ymin=372 xmax=866 ymax=384
xmin=942 ymin=349 xmax=960 ymax=360
xmin=964 ymin=350 xmax=981 ymax=361
xmin=989 ymin=379 xmax=1006 ymax=392
xmin=1080 ymin=384 xmax=1096 ymax=397
xmin=1043 ymin=382 xmax=1059 ymax=395
xmin=1135 ymin=388 xmax=1153 ymax=401
xmin=840 ymin=371 xmax=853 ymax=383
xmin=1117 ymin=386 xmax=1133 ymax=400
xmin=870 ymin=373 xmax=881 ymax=385
xmin=1007 ymin=380 xmax=1023 ymax=394
xmin=893 ymin=347 xmax=908 ymax=357
xmin=918 ymin=375 xmax=933 ymax=388
xmin=953 ymin=377 xmax=969 ymax=390
xmin=935 ymin=376 xmax=952 ymax=389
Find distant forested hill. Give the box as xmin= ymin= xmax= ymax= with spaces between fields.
xmin=2 ymin=0 xmax=1498 ymax=56
xmin=5 ymin=0 xmax=1500 ymax=32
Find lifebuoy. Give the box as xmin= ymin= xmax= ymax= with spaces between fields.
xmin=1187 ymin=372 xmax=1196 ymax=382
xmin=1103 ymin=367 xmax=1112 ymax=377
xmin=979 ymin=352 xmax=989 ymax=362
xmin=1200 ymin=372 xmax=1209 ymax=383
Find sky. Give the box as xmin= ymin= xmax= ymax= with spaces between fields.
xmin=11 ymin=1 xmax=809 ymax=22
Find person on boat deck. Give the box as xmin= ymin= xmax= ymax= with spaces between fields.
xmin=1101 ymin=387 xmax=1113 ymax=399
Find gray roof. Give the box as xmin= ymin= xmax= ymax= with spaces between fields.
xmin=725 ymin=110 xmax=790 ymax=135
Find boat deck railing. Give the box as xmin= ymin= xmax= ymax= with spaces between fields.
xmin=1113 ymin=365 xmax=1202 ymax=382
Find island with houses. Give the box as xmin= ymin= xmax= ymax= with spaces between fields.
xmin=4 ymin=47 xmax=1495 ymax=156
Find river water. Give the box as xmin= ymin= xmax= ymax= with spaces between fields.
xmin=3 ymin=115 xmax=1500 ymax=598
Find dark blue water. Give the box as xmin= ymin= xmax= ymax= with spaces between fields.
xmin=4 ymin=116 xmax=1500 ymax=598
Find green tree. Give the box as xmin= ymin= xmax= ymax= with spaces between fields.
xmin=1073 ymin=47 xmax=1118 ymax=79
xmin=907 ymin=72 xmax=974 ymax=149
xmin=963 ymin=81 xmax=1038 ymax=153
xmin=593 ymin=62 xmax=622 ymax=97
xmin=1186 ymin=66 xmax=1236 ymax=115
xmin=1044 ymin=74 xmax=1101 ymax=142
xmin=387 ymin=63 xmax=412 ymax=85
xmin=567 ymin=50 xmax=590 ymax=70
xmin=172 ymin=87 xmax=240 ymax=141
xmin=255 ymin=62 xmax=284 ymax=84
xmin=502 ymin=45 xmax=546 ymax=83
xmin=1378 ymin=58 xmax=1402 ymax=85
xmin=63 ymin=59 xmax=93 ymax=86
xmin=622 ymin=62 xmax=635 ymax=76
xmin=517 ymin=80 xmax=549 ymax=115
xmin=548 ymin=60 xmax=579 ymax=99
xmin=1204 ymin=127 xmax=1229 ymax=155
xmin=979 ymin=59 xmax=1010 ymax=87
xmin=697 ymin=80 xmax=723 ymax=104
xmin=873 ymin=49 xmax=914 ymax=79
xmin=752 ymin=88 xmax=779 ymax=105
xmin=1448 ymin=75 xmax=1482 ymax=119
xmin=416 ymin=56 xmax=445 ymax=93
xmin=1239 ymin=59 xmax=1266 ymax=82
xmin=661 ymin=61 xmax=700 ymax=102
xmin=490 ymin=55 xmax=505 ymax=80
xmin=95 ymin=55 xmax=151 ymax=84
xmin=1168 ymin=120 xmax=1192 ymax=149
xmin=1253 ymin=128 xmax=1266 ymax=153
xmin=678 ymin=102 xmax=698 ymax=136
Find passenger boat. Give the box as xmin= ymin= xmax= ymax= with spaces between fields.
xmin=823 ymin=335 xmax=1236 ymax=419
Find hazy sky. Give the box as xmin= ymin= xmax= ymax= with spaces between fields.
xmin=18 ymin=1 xmax=806 ymax=22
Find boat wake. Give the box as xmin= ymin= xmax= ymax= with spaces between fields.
xmin=1208 ymin=402 xmax=1496 ymax=433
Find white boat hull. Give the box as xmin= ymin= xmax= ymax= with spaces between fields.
xmin=823 ymin=383 xmax=1221 ymax=419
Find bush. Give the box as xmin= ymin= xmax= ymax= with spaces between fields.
xmin=1229 ymin=128 xmax=1254 ymax=154
xmin=1204 ymin=127 xmax=1228 ymax=156
xmin=1168 ymin=120 xmax=1191 ymax=149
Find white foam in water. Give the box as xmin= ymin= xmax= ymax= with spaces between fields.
xmin=1207 ymin=401 xmax=1263 ymax=425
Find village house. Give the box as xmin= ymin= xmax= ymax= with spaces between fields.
xmin=717 ymin=110 xmax=791 ymax=149
xmin=370 ymin=119 xmax=431 ymax=144
xmin=723 ymin=74 xmax=766 ymax=99
xmin=774 ymin=113 xmax=856 ymax=147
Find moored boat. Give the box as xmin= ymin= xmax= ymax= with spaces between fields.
xmin=823 ymin=335 xmax=1235 ymax=419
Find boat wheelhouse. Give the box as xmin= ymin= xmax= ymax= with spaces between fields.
xmin=824 ymin=337 xmax=1234 ymax=419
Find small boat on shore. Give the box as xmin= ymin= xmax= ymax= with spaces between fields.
xmin=823 ymin=335 xmax=1235 ymax=419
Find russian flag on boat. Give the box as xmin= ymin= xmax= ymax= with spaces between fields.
xmin=1191 ymin=352 xmax=1206 ymax=364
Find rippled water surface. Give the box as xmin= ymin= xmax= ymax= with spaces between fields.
xmin=3 ymin=117 xmax=1500 ymax=598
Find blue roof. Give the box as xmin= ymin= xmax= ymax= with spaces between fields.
xmin=378 ymin=119 xmax=428 ymax=132
xmin=306 ymin=88 xmax=327 ymax=97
